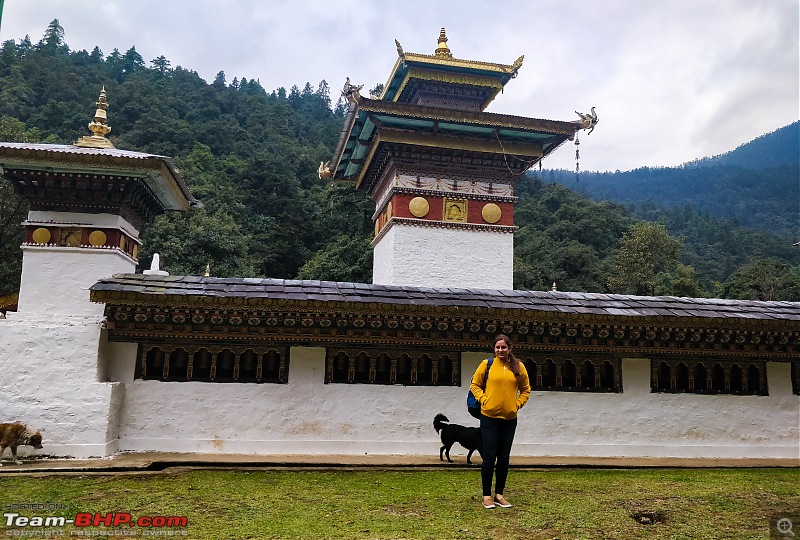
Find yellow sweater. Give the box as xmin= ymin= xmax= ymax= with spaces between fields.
xmin=470 ymin=357 xmax=531 ymax=420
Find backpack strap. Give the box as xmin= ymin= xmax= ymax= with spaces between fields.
xmin=481 ymin=358 xmax=493 ymax=391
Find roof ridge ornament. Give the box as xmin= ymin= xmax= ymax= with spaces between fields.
xmin=341 ymin=77 xmax=364 ymax=104
xmin=575 ymin=107 xmax=598 ymax=134
xmin=75 ymin=86 xmax=115 ymax=149
xmin=509 ymin=55 xmax=524 ymax=78
xmin=434 ymin=28 xmax=453 ymax=58
xmin=143 ymin=253 xmax=169 ymax=276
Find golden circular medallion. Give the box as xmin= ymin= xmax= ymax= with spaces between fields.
xmin=88 ymin=230 xmax=107 ymax=247
xmin=32 ymin=227 xmax=51 ymax=244
xmin=482 ymin=203 xmax=502 ymax=224
xmin=408 ymin=196 xmax=430 ymax=218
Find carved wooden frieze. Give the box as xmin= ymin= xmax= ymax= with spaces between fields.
xmin=103 ymin=304 xmax=800 ymax=360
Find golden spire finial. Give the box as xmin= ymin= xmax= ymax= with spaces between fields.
xmin=435 ymin=28 xmax=452 ymax=58
xmin=552 ymin=281 xmax=558 ymax=292
xmin=75 ymin=86 xmax=115 ymax=148
xmin=204 ymin=263 xmax=211 ymax=278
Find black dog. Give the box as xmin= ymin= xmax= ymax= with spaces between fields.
xmin=433 ymin=413 xmax=483 ymax=464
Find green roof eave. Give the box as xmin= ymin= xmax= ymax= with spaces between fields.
xmin=330 ymin=98 xmax=580 ymax=180
xmin=0 ymin=142 xmax=201 ymax=210
xmin=380 ymin=53 xmax=519 ymax=103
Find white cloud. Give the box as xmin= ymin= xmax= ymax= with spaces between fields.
xmin=1 ymin=0 xmax=797 ymax=171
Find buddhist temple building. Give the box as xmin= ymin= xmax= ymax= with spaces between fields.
xmin=329 ymin=29 xmax=588 ymax=289
xmin=0 ymin=33 xmax=797 ymax=464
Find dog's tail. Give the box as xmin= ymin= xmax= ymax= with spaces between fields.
xmin=433 ymin=413 xmax=449 ymax=433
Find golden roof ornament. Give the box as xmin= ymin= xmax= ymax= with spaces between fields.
xmin=575 ymin=107 xmax=599 ymax=134
xmin=75 ymin=86 xmax=115 ymax=149
xmin=434 ymin=28 xmax=453 ymax=58
xmin=318 ymin=161 xmax=332 ymax=179
xmin=341 ymin=77 xmax=364 ymax=104
xmin=509 ymin=55 xmax=524 ymax=78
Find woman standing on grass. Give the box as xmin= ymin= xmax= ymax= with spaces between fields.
xmin=470 ymin=334 xmax=531 ymax=509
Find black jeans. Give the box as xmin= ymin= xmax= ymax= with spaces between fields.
xmin=480 ymin=415 xmax=517 ymax=497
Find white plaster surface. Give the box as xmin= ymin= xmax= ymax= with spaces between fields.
xmin=373 ymin=224 xmax=513 ymax=289
xmin=511 ymin=359 xmax=799 ymax=459
xmin=113 ymin=349 xmax=800 ymax=460
xmin=17 ymin=247 xmax=136 ymax=316
xmin=0 ymin=314 xmax=122 ymax=458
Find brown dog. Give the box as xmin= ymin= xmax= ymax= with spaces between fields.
xmin=0 ymin=423 xmax=43 ymax=464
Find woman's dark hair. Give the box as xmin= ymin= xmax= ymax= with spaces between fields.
xmin=494 ymin=334 xmax=522 ymax=380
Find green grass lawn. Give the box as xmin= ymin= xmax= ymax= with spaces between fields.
xmin=1 ymin=467 xmax=798 ymax=539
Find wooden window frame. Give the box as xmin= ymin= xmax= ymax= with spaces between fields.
xmin=650 ymin=358 xmax=768 ymax=395
xmin=324 ymin=348 xmax=460 ymax=386
xmin=135 ymin=343 xmax=289 ymax=384
xmin=519 ymin=353 xmax=623 ymax=393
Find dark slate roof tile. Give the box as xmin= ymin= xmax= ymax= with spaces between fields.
xmin=385 ymin=297 xmax=415 ymax=305
xmin=89 ymin=274 xmax=800 ymax=322
xmin=453 ymin=298 xmax=490 ymax=308
xmin=570 ymin=306 xmax=609 ymax=315
xmin=768 ymin=312 xmax=799 ymax=320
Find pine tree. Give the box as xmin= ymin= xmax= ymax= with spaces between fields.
xmin=151 ymin=55 xmax=171 ymax=75
xmin=38 ymin=19 xmax=67 ymax=53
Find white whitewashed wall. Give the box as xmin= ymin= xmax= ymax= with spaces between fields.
xmin=372 ymin=224 xmax=514 ymax=289
xmin=0 ymin=210 xmax=138 ymax=458
xmin=1 ymin=329 xmax=797 ymax=460
xmin=0 ymin=313 xmax=122 ymax=458
xmin=111 ymin=349 xmax=799 ymax=460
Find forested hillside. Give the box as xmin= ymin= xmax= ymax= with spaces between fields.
xmin=688 ymin=122 xmax=799 ymax=169
xmin=544 ymin=122 xmax=799 ymax=238
xmin=1 ymin=20 xmax=798 ymax=301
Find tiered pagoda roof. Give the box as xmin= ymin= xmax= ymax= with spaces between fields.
xmin=0 ymin=88 xmax=199 ymax=228
xmin=380 ymin=28 xmax=523 ymax=109
xmin=0 ymin=142 xmax=199 ymax=228
xmin=330 ymin=29 xmax=587 ymax=193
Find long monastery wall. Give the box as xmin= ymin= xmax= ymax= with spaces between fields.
xmin=115 ymin=350 xmax=799 ymax=460
xmin=2 ymin=329 xmax=797 ymax=461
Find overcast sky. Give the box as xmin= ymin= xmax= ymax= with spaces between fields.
xmin=2 ymin=0 xmax=798 ymax=172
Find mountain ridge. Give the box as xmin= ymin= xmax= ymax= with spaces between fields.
xmin=543 ymin=121 xmax=799 ymax=238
